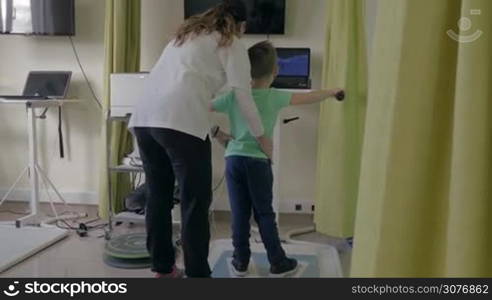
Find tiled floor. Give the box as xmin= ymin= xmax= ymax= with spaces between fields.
xmin=0 ymin=202 xmax=352 ymax=277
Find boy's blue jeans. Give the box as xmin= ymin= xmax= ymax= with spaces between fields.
xmin=225 ymin=156 xmax=287 ymax=265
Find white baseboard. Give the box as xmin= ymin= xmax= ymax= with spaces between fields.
xmin=0 ymin=190 xmax=314 ymax=213
xmin=0 ymin=188 xmax=98 ymax=206
xmin=212 ymin=196 xmax=315 ymax=214
xmin=279 ymin=198 xmax=315 ymax=214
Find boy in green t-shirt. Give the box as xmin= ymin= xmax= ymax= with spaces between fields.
xmin=211 ymin=41 xmax=344 ymax=277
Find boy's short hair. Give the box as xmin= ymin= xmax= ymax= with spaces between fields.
xmin=248 ymin=41 xmax=277 ymax=80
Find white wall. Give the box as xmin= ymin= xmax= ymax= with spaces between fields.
xmin=0 ymin=0 xmax=105 ymax=204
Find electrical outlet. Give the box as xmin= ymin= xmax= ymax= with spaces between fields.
xmin=295 ymin=204 xmax=302 ymax=211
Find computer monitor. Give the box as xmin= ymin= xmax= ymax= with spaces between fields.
xmin=272 ymin=48 xmax=311 ymax=89
xmin=277 ymin=48 xmax=311 ymax=77
xmin=22 ymin=71 xmax=72 ymax=98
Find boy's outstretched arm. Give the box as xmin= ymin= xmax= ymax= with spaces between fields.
xmin=290 ymin=88 xmax=344 ymax=106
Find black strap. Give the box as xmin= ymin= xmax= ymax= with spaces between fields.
xmin=58 ymin=106 xmax=64 ymax=159
xmin=283 ymin=117 xmax=300 ymax=124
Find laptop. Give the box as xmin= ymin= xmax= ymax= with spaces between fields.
xmin=0 ymin=71 xmax=72 ymax=100
xmin=272 ymin=48 xmax=311 ymax=89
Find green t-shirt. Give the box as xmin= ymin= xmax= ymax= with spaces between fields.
xmin=212 ymin=88 xmax=292 ymax=159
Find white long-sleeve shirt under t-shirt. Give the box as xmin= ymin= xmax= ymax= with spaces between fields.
xmin=128 ymin=32 xmax=264 ymax=140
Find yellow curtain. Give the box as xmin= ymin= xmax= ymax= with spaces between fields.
xmin=314 ymin=0 xmax=367 ymax=238
xmin=98 ymin=0 xmax=141 ymax=219
xmin=351 ymin=0 xmax=492 ymax=277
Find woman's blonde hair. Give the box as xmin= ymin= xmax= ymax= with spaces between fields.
xmin=175 ymin=0 xmax=247 ymax=48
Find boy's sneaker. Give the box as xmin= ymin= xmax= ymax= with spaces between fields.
xmin=270 ymin=258 xmax=298 ymax=277
xmin=231 ymin=259 xmax=249 ymax=277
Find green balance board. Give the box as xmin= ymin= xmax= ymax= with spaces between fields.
xmin=104 ymin=233 xmax=150 ymax=259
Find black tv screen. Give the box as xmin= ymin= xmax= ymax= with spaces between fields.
xmin=184 ymin=0 xmax=286 ymax=34
xmin=0 ymin=0 xmax=75 ymax=36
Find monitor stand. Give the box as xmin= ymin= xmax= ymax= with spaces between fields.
xmin=272 ymin=77 xmax=311 ymax=89
xmin=0 ymin=100 xmax=85 ymax=227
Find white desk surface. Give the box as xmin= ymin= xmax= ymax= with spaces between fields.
xmin=0 ymin=98 xmax=79 ymax=107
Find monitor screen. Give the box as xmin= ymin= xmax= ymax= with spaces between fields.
xmin=276 ymin=48 xmax=311 ymax=77
xmin=0 ymin=0 xmax=75 ymax=35
xmin=23 ymin=72 xmax=71 ymax=97
xmin=184 ymin=0 xmax=285 ymax=34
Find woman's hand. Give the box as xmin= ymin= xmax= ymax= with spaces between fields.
xmin=257 ymin=135 xmax=273 ymax=160
xmin=215 ymin=130 xmax=233 ymax=148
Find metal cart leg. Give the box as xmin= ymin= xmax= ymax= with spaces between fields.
xmin=106 ymin=111 xmax=114 ymax=240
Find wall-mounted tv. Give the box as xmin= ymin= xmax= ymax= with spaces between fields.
xmin=0 ymin=0 xmax=75 ymax=36
xmin=185 ymin=0 xmax=286 ymax=35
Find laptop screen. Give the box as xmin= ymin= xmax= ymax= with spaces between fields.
xmin=22 ymin=72 xmax=71 ymax=98
xmin=276 ymin=48 xmax=310 ymax=77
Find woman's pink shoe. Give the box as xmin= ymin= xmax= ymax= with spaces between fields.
xmin=155 ymin=266 xmax=185 ymax=279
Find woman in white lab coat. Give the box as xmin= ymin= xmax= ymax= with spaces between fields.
xmin=129 ymin=0 xmax=270 ymax=278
